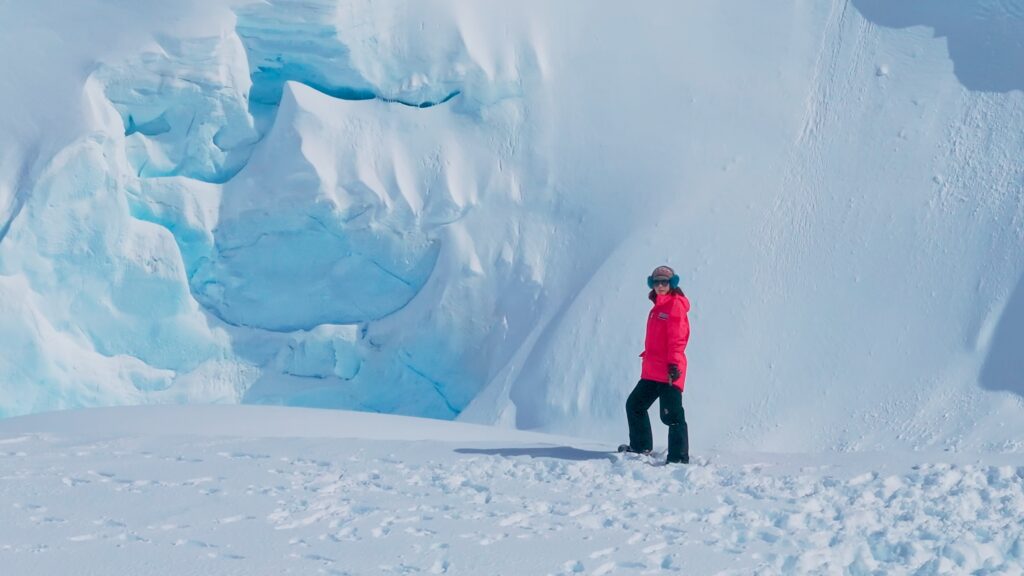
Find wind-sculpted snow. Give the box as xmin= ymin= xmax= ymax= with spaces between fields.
xmin=97 ymin=0 xmax=494 ymax=185
xmin=235 ymin=0 xmax=505 ymax=114
xmin=189 ymin=83 xmax=446 ymax=331
xmin=95 ymin=35 xmax=259 ymax=183
xmin=235 ymin=0 xmax=376 ymax=117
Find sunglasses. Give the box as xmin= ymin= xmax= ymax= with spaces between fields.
xmin=651 ymin=279 xmax=671 ymax=287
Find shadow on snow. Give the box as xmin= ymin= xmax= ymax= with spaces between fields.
xmin=852 ymin=0 xmax=1024 ymax=93
xmin=980 ymin=271 xmax=1024 ymax=398
xmin=454 ymin=446 xmax=616 ymax=462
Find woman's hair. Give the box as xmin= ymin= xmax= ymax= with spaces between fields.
xmin=649 ymin=286 xmax=685 ymax=302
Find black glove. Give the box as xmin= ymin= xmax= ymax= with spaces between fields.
xmin=668 ymin=364 xmax=680 ymax=383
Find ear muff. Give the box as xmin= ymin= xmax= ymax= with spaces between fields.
xmin=647 ymin=274 xmax=680 ymax=289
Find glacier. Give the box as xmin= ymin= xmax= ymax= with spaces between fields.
xmin=0 ymin=0 xmax=1022 ymax=452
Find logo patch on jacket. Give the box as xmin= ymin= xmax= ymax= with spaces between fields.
xmin=658 ymin=312 xmax=670 ymax=320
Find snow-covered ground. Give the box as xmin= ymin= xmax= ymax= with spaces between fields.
xmin=2 ymin=405 xmax=1023 ymax=575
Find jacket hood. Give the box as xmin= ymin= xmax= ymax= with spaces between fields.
xmin=654 ymin=291 xmax=690 ymax=312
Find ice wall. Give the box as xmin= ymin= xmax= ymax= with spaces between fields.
xmin=2 ymin=0 xmax=558 ymax=420
xmin=0 ymin=0 xmax=253 ymax=416
xmin=1 ymin=0 xmax=1022 ymax=451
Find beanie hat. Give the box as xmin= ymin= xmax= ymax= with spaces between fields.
xmin=647 ymin=265 xmax=679 ymax=289
xmin=651 ymin=265 xmax=675 ymax=280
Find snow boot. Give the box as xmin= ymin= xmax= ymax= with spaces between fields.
xmin=617 ymin=444 xmax=652 ymax=455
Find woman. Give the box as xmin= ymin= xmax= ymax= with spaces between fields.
xmin=619 ymin=265 xmax=691 ymax=464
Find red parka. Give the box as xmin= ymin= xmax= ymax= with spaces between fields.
xmin=640 ymin=291 xmax=690 ymax=390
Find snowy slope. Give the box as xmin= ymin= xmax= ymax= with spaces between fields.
xmin=1 ymin=0 xmax=1023 ymax=453
xmin=1 ymin=405 xmax=1023 ymax=575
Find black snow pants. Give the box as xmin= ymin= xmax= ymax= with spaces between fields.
xmin=626 ymin=379 xmax=689 ymax=461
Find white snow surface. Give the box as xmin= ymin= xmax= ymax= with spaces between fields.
xmin=1 ymin=405 xmax=1024 ymax=575
xmin=1 ymin=0 xmax=1024 ymax=454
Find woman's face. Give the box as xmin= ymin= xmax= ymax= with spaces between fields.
xmin=652 ymin=278 xmax=671 ymax=295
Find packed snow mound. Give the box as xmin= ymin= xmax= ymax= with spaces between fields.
xmin=1 ymin=0 xmax=1023 ymax=452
